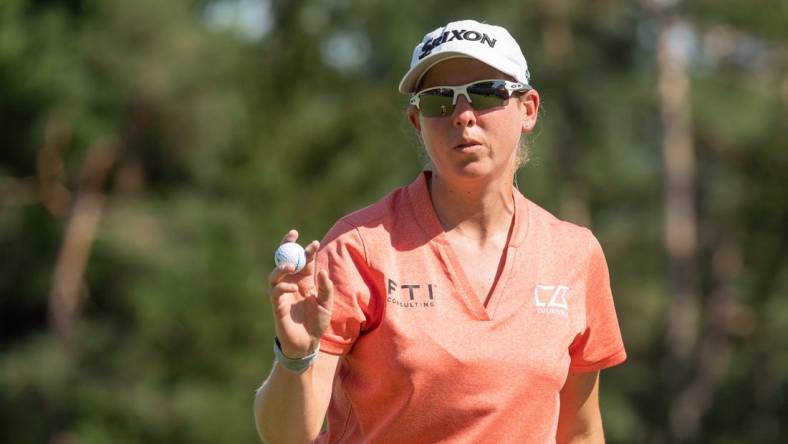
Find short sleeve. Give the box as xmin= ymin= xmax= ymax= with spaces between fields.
xmin=568 ymin=235 xmax=627 ymax=372
xmin=315 ymin=220 xmax=374 ymax=355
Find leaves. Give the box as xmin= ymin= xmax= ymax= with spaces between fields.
xmin=0 ymin=0 xmax=786 ymax=442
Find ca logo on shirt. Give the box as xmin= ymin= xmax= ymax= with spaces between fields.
xmin=533 ymin=284 xmax=570 ymax=317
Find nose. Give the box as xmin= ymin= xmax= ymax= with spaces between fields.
xmin=452 ymin=95 xmax=477 ymax=128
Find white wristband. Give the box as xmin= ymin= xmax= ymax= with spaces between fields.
xmin=273 ymin=337 xmax=319 ymax=373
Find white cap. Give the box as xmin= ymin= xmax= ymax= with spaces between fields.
xmin=398 ymin=20 xmax=531 ymax=94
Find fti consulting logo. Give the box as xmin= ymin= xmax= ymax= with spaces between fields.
xmin=386 ymin=278 xmax=437 ymax=308
xmin=533 ymin=284 xmax=570 ymax=317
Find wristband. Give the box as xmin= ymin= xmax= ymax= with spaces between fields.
xmin=273 ymin=337 xmax=319 ymax=373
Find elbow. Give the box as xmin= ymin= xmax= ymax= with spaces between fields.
xmin=253 ymin=389 xmax=269 ymax=442
xmin=254 ymin=388 xmax=282 ymax=443
xmin=556 ymin=420 xmax=605 ymax=444
xmin=256 ymin=425 xmax=318 ymax=444
xmin=254 ymin=389 xmax=284 ymax=443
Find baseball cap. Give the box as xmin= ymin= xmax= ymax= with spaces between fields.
xmin=398 ymin=20 xmax=531 ymax=94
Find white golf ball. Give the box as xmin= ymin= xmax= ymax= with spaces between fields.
xmin=274 ymin=242 xmax=306 ymax=272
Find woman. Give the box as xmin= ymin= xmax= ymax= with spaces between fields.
xmin=255 ymin=20 xmax=626 ymax=444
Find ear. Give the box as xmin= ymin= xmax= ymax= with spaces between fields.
xmin=520 ymin=89 xmax=540 ymax=133
xmin=407 ymin=106 xmax=422 ymax=134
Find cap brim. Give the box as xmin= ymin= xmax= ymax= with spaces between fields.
xmin=398 ymin=51 xmax=479 ymax=94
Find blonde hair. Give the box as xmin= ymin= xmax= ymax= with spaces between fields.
xmin=515 ymin=138 xmax=530 ymax=168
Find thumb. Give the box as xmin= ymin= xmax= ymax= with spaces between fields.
xmin=316 ymin=270 xmax=334 ymax=312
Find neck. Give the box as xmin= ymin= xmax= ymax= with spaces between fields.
xmin=428 ymin=171 xmax=515 ymax=244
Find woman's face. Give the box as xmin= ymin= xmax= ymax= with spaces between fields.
xmin=408 ymin=58 xmax=539 ymax=185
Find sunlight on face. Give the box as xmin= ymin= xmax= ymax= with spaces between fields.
xmin=413 ymin=58 xmax=530 ymax=184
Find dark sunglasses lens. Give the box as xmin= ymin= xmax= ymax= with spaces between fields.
xmin=468 ymin=81 xmax=509 ymax=111
xmin=419 ymin=89 xmax=455 ymax=117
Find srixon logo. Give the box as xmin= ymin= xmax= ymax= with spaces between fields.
xmin=419 ymin=29 xmax=497 ymax=59
xmin=387 ymin=278 xmax=436 ymax=308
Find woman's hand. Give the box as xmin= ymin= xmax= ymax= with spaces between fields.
xmin=268 ymin=229 xmax=334 ymax=359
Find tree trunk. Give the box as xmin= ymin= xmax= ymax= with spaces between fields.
xmin=48 ymin=139 xmax=116 ymax=341
xmin=654 ymin=14 xmax=702 ymax=442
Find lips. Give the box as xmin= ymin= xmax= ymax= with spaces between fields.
xmin=454 ymin=138 xmax=483 ymax=151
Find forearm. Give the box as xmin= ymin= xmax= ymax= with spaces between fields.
xmin=556 ymin=370 xmax=605 ymax=444
xmin=254 ymin=362 xmax=325 ymax=444
xmin=259 ymin=233 xmax=338 ymax=442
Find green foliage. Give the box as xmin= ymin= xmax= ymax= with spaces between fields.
xmin=1 ymin=0 xmax=787 ymax=442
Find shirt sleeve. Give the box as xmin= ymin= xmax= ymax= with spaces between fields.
xmin=568 ymin=235 xmax=627 ymax=372
xmin=315 ymin=219 xmax=373 ymax=355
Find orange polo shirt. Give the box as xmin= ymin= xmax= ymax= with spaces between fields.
xmin=315 ymin=171 xmax=626 ymax=444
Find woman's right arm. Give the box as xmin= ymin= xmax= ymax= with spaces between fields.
xmin=254 ymin=230 xmax=339 ymax=443
xmin=254 ymin=351 xmax=339 ymax=443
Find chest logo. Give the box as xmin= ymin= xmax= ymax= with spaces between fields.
xmin=534 ymin=284 xmax=570 ymax=316
xmin=386 ymin=278 xmax=437 ymax=308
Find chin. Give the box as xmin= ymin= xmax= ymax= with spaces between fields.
xmin=433 ymin=158 xmax=507 ymax=183
xmin=450 ymin=164 xmax=498 ymax=181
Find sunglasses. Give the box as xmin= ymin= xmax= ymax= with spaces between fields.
xmin=409 ymin=79 xmax=530 ymax=117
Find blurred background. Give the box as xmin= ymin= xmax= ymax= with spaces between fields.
xmin=1 ymin=0 xmax=786 ymax=442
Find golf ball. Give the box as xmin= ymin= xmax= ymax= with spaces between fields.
xmin=274 ymin=242 xmax=306 ymax=273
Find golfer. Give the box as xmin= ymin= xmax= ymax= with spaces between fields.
xmin=255 ymin=19 xmax=626 ymax=444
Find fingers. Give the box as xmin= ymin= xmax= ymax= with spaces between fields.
xmin=268 ymin=262 xmax=295 ymax=287
xmin=269 ymin=281 xmax=299 ymax=302
xmin=303 ymin=240 xmax=320 ymax=270
xmin=316 ymin=270 xmax=334 ymax=311
xmin=280 ymin=229 xmax=298 ymax=245
xmin=304 ymin=240 xmax=320 ymax=261
xmin=304 ymin=241 xmax=320 ymax=266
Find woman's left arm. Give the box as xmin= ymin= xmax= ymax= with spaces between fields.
xmin=555 ymin=370 xmax=605 ymax=444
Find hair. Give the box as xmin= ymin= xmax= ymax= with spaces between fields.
xmin=513 ymin=91 xmax=532 ymax=169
